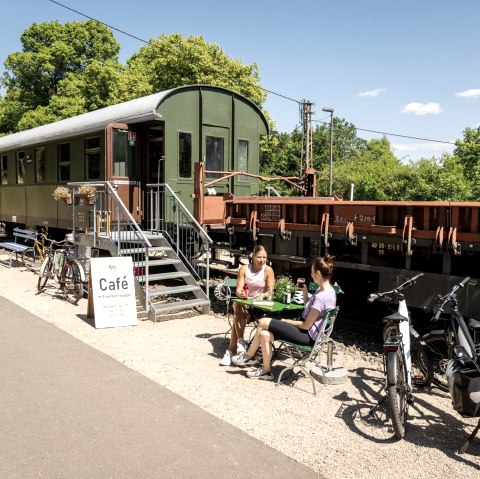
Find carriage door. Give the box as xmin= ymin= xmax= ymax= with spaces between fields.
xmin=107 ymin=125 xmax=141 ymax=222
xmin=145 ymin=126 xmax=164 ymax=231
xmin=203 ymin=127 xmax=230 ymax=194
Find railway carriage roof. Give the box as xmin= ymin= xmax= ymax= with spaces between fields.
xmin=0 ymin=85 xmax=267 ymax=152
xmin=0 ymin=89 xmax=175 ymax=151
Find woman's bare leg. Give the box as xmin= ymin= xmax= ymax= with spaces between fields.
xmin=245 ymin=317 xmax=272 ymax=358
xmin=228 ymin=303 xmax=249 ymax=353
xmin=260 ymin=330 xmax=274 ymax=372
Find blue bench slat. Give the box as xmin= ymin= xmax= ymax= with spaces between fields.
xmin=0 ymin=228 xmax=37 ymax=267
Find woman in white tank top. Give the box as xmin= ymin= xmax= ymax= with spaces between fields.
xmin=219 ymin=245 xmax=275 ymax=366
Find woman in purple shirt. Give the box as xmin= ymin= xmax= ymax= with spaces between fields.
xmin=232 ymin=255 xmax=337 ymax=380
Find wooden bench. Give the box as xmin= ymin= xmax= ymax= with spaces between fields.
xmin=0 ymin=228 xmax=37 ymax=267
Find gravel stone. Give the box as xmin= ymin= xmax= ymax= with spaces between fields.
xmin=0 ymin=254 xmax=479 ymax=478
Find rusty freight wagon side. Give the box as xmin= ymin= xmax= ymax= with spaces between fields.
xmin=196 ymin=174 xmax=480 ymax=316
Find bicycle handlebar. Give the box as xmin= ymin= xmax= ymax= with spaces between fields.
xmin=367 ymin=273 xmax=424 ymax=304
xmin=431 ymin=276 xmax=470 ymax=322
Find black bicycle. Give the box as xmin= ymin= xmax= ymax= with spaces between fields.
xmin=428 ymin=277 xmax=480 ymax=453
xmin=37 ymin=238 xmax=85 ymax=304
xmin=415 ymin=278 xmax=480 ymax=392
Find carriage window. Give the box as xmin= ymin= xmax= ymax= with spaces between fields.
xmin=206 ymin=136 xmax=224 ymax=179
xmin=1 ymin=155 xmax=7 ymax=185
xmin=179 ymin=132 xmax=192 ymax=178
xmin=34 ymin=148 xmax=45 ymax=183
xmin=238 ymin=139 xmax=249 ymax=182
xmin=85 ymin=137 xmax=101 ymax=180
xmin=57 ymin=143 xmax=70 ymax=182
xmin=16 ymin=151 xmax=25 ymax=184
xmin=113 ymin=129 xmax=134 ymax=177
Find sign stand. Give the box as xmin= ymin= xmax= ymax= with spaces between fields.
xmin=88 ymin=256 xmax=138 ymax=328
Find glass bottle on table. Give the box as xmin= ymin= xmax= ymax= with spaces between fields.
xmin=243 ymin=283 xmax=249 ymax=299
xmin=285 ymin=284 xmax=291 ymax=304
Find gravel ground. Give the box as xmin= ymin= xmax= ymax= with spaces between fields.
xmin=0 ymin=254 xmax=479 ymax=479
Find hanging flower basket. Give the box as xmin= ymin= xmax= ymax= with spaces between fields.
xmin=77 ymin=184 xmax=96 ymax=205
xmin=52 ymin=186 xmax=72 ymax=204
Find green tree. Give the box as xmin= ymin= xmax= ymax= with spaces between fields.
xmin=312 ymin=118 xmax=367 ymax=171
xmin=1 ymin=20 xmax=121 ymax=132
xmin=401 ymin=154 xmax=472 ymax=201
xmin=319 ymin=137 xmax=406 ymax=200
xmin=115 ymin=34 xmax=266 ymax=106
xmin=259 ymin=131 xmax=303 ymax=195
xmin=453 ymin=126 xmax=480 ymax=199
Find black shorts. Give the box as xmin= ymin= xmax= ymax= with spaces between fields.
xmin=267 ymin=318 xmax=314 ymax=346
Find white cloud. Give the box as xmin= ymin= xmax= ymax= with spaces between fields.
xmin=402 ymin=102 xmax=443 ymax=115
xmin=359 ymin=88 xmax=386 ymax=97
xmin=392 ymin=142 xmax=454 ymax=153
xmin=455 ymin=89 xmax=480 ymax=98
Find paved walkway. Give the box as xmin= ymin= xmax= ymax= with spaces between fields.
xmin=0 ymin=295 xmax=324 ymax=479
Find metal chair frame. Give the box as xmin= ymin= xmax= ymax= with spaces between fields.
xmin=276 ymin=307 xmax=340 ymax=395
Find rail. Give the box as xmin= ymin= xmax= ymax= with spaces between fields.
xmin=146 ymin=183 xmax=213 ymax=288
xmin=69 ymin=181 xmax=152 ymax=310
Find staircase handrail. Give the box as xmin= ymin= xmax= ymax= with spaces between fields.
xmin=146 ymin=183 xmax=213 ymax=245
xmin=104 ymin=181 xmax=152 ymax=248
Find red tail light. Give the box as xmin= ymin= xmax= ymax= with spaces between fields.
xmin=384 ymin=344 xmax=399 ymax=352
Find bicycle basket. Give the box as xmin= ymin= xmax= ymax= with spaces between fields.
xmin=446 ymin=359 xmax=480 ymax=417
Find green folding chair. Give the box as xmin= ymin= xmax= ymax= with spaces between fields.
xmin=275 ymin=306 xmax=340 ymax=395
xmin=214 ymin=277 xmax=237 ymax=340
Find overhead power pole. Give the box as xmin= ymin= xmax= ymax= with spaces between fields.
xmin=300 ymin=100 xmax=314 ymax=176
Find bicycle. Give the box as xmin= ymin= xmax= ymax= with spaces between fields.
xmin=37 ymin=238 xmax=85 ymax=304
xmin=411 ymin=281 xmax=480 ymax=392
xmin=429 ymin=277 xmax=480 ymax=453
xmin=21 ymin=232 xmax=49 ymax=271
xmin=368 ymin=273 xmax=429 ymax=438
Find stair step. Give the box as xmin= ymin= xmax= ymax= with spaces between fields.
xmin=150 ymin=298 xmax=210 ymax=314
xmin=110 ymin=231 xmax=163 ymax=241
xmin=136 ymin=259 xmax=182 ymax=268
xmin=121 ymin=246 xmax=172 ymax=255
xmin=147 ymin=285 xmax=202 ymax=298
xmin=137 ymin=271 xmax=190 ymax=282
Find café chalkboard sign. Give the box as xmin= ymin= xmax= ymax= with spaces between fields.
xmin=88 ymin=256 xmax=138 ymax=328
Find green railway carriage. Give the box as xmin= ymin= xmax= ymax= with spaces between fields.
xmin=0 ymin=85 xmax=268 ymax=233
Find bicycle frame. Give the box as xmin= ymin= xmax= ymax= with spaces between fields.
xmin=368 ymin=273 xmax=424 ymax=438
xmin=384 ymin=297 xmax=412 ymax=389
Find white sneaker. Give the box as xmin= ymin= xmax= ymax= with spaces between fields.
xmin=236 ymin=338 xmax=248 ymax=354
xmin=232 ymin=351 xmax=258 ymax=367
xmin=247 ymin=367 xmax=274 ymax=380
xmin=219 ymin=350 xmax=232 ymax=366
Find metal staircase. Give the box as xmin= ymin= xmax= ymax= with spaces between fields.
xmin=71 ymin=181 xmax=211 ymax=321
xmin=129 ymin=231 xmax=210 ymax=321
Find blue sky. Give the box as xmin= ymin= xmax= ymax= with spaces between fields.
xmin=1 ymin=0 xmax=479 ymax=161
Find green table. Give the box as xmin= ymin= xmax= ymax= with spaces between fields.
xmin=232 ymin=298 xmax=304 ymax=314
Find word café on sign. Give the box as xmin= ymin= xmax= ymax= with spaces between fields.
xmin=89 ymin=257 xmax=138 ymax=328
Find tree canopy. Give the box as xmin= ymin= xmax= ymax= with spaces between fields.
xmin=0 ymin=19 xmax=477 ymax=202
xmin=0 ymin=20 xmax=121 ymax=131
xmin=114 ymin=34 xmax=266 ymax=106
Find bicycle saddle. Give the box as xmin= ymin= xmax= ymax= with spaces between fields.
xmin=468 ymin=317 xmax=480 ymax=330
xmin=383 ymin=312 xmax=408 ymax=323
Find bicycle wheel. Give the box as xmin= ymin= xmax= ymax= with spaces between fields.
xmin=60 ymin=260 xmax=84 ymax=303
xmin=411 ymin=339 xmax=434 ymax=387
xmin=387 ymin=349 xmax=408 ymax=439
xmin=22 ymin=247 xmax=36 ymax=271
xmin=421 ymin=333 xmax=449 ymax=391
xmin=37 ymin=255 xmax=53 ymax=292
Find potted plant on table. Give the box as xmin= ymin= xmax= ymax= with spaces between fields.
xmin=273 ymin=275 xmax=297 ymax=303
xmin=77 ymin=183 xmax=96 ymax=205
xmin=52 ymin=186 xmax=72 ymax=205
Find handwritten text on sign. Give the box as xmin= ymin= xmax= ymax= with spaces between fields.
xmin=90 ymin=256 xmax=138 ymax=329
